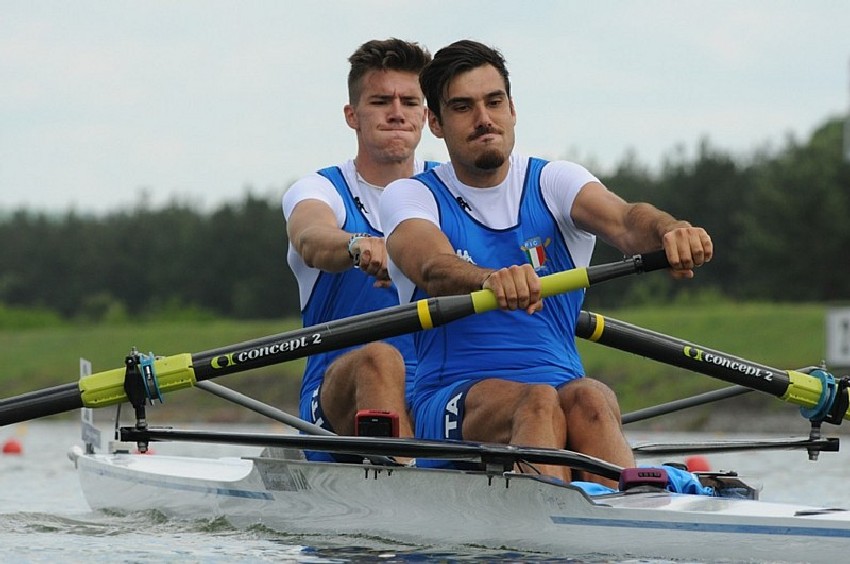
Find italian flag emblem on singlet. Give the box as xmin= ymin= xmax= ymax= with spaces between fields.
xmin=521 ymin=236 xmax=550 ymax=271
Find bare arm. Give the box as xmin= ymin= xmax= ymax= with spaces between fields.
xmin=287 ymin=199 xmax=390 ymax=281
xmin=386 ymin=218 xmax=542 ymax=313
xmin=571 ymin=181 xmax=713 ymax=278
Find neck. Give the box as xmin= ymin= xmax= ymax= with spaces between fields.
xmin=453 ymin=160 xmax=509 ymax=188
xmin=354 ymin=156 xmax=417 ymax=188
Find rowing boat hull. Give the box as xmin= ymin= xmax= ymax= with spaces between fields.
xmin=69 ymin=448 xmax=850 ymax=561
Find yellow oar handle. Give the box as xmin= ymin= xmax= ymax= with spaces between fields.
xmin=470 ymin=267 xmax=591 ymax=313
xmin=468 ymin=252 xmax=667 ymax=314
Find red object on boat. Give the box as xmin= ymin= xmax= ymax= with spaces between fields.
xmin=685 ymin=455 xmax=711 ymax=472
xmin=355 ymin=409 xmax=400 ymax=437
xmin=2 ymin=438 xmax=23 ymax=455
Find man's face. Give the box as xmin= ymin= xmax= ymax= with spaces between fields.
xmin=345 ymin=69 xmax=426 ymax=164
xmin=429 ymin=64 xmax=516 ymax=177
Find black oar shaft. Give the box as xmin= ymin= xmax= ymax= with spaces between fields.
xmin=191 ymin=294 xmax=476 ymax=381
xmin=0 ymin=382 xmax=82 ymax=424
xmin=586 ymin=251 xmax=669 ymax=285
xmin=576 ymin=310 xmax=850 ymax=422
xmin=576 ymin=311 xmax=792 ymax=397
xmin=187 ymin=252 xmax=666 ymax=382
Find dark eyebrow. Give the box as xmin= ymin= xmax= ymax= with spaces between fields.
xmin=444 ymin=89 xmax=507 ymax=106
xmin=444 ymin=95 xmax=473 ymax=106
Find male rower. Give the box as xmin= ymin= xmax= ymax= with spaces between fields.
xmin=282 ymin=38 xmax=436 ymax=459
xmin=380 ymin=40 xmax=712 ymax=486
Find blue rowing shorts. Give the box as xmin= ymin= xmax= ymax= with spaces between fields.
xmin=301 ymin=384 xmax=361 ymax=463
xmin=411 ymin=377 xmax=582 ymax=469
xmin=412 ymin=380 xmax=477 ymax=469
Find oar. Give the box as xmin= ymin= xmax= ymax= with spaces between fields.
xmin=576 ymin=310 xmax=850 ymax=424
xmin=0 ymin=252 xmax=670 ymax=426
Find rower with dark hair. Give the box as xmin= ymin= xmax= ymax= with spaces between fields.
xmin=380 ymin=39 xmax=712 ymax=486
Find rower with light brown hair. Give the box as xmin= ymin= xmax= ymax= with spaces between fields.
xmin=282 ymin=38 xmax=436 ymax=460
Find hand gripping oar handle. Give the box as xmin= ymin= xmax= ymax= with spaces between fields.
xmin=0 ymin=251 xmax=669 ymax=426
xmin=576 ymin=310 xmax=850 ymax=424
xmin=468 ymin=249 xmax=669 ymax=313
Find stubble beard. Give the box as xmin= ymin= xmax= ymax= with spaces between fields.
xmin=474 ymin=149 xmax=506 ymax=170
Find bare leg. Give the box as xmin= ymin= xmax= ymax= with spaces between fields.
xmin=558 ymin=378 xmax=634 ymax=487
xmin=462 ymin=380 xmax=570 ymax=483
xmin=319 ymin=342 xmax=413 ymax=437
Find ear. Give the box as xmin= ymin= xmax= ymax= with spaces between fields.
xmin=427 ymin=108 xmax=444 ymax=139
xmin=344 ymin=104 xmax=358 ymax=130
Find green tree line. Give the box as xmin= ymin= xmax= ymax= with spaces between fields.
xmin=1 ymin=116 xmax=848 ymax=321
xmin=0 ymin=194 xmax=298 ymax=321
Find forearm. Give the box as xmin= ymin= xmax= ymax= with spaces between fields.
xmin=293 ymin=225 xmax=357 ymax=272
xmin=572 ymin=182 xmax=711 ymax=278
xmin=388 ymin=219 xmax=542 ymax=313
xmin=418 ymin=253 xmax=492 ymax=296
xmin=616 ymin=203 xmax=691 ymax=255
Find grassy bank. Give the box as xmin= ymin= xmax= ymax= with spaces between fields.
xmin=0 ymin=302 xmax=832 ymax=429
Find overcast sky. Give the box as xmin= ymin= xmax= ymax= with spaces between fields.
xmin=2 ymin=1 xmax=848 ymax=215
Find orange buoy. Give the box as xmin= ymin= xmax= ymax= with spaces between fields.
xmin=685 ymin=455 xmax=711 ymax=472
xmin=2 ymin=438 xmax=23 ymax=455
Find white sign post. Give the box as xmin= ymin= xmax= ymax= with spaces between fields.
xmin=79 ymin=358 xmax=101 ymax=453
xmin=826 ymin=308 xmax=850 ymax=368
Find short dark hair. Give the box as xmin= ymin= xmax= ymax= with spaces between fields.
xmin=420 ymin=40 xmax=511 ymax=123
xmin=347 ymin=38 xmax=431 ymax=104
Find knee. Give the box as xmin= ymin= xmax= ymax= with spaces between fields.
xmin=561 ymin=379 xmax=621 ymax=416
xmin=350 ymin=342 xmax=405 ymax=383
xmin=325 ymin=342 xmax=405 ymax=385
xmin=517 ymin=384 xmax=561 ymax=417
xmin=358 ymin=342 xmax=404 ymax=368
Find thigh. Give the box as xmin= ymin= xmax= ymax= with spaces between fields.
xmin=321 ymin=351 xmax=359 ymax=401
xmin=320 ymin=343 xmax=403 ymax=432
xmin=557 ymin=377 xmax=620 ymax=414
xmin=462 ymin=378 xmax=549 ymax=444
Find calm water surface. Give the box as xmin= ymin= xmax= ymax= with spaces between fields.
xmin=2 ymin=420 xmax=849 ymax=563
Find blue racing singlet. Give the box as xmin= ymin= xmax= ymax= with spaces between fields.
xmin=409 ymin=157 xmax=586 ymax=401
xmin=298 ymin=162 xmax=438 ymax=425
